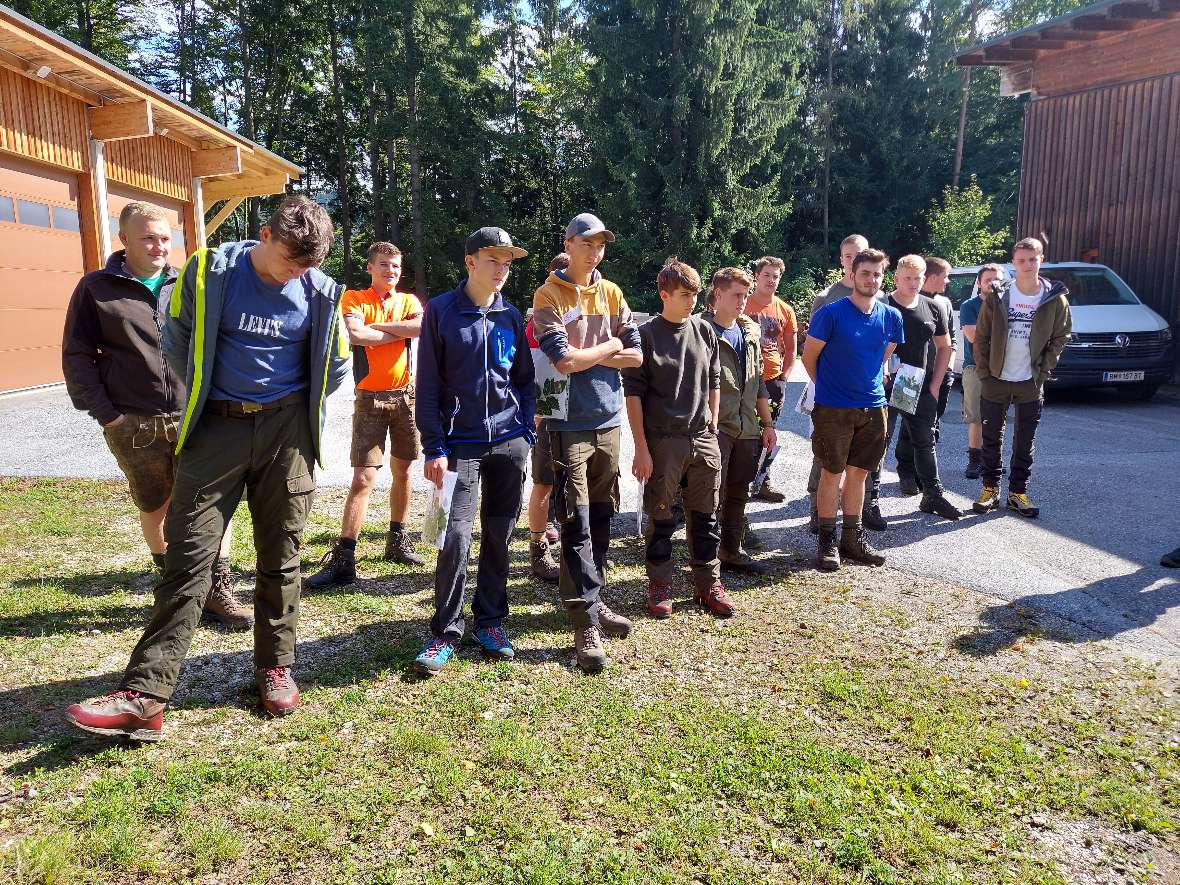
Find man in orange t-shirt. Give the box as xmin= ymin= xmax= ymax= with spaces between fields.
xmin=743 ymin=255 xmax=798 ymax=503
xmin=307 ymin=242 xmax=424 ymax=588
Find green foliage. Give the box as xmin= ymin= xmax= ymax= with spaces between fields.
xmin=927 ymin=176 xmax=1011 ymax=266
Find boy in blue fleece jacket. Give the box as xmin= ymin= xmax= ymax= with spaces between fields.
xmin=413 ymin=227 xmax=536 ymax=675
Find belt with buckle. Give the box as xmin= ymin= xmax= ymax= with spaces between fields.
xmin=359 ymin=387 xmax=413 ymax=402
xmin=206 ymin=391 xmax=306 ymax=416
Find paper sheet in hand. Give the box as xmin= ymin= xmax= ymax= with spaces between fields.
xmin=795 ymin=381 xmax=815 ymax=417
xmin=751 ymin=444 xmax=779 ymax=494
xmin=888 ymin=363 xmax=925 ymax=415
xmin=532 ymin=347 xmax=570 ymax=421
xmin=635 ymin=479 xmax=646 ymax=536
xmin=421 ymin=471 xmax=458 ymax=549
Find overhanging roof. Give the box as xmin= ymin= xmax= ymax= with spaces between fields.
xmin=0 ymin=3 xmax=302 ymax=198
xmin=957 ymin=0 xmax=1180 ymax=67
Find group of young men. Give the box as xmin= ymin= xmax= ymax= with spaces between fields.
xmin=60 ymin=195 xmax=1072 ymax=742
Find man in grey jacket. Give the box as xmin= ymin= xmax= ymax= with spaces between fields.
xmin=66 ymin=196 xmax=351 ymax=739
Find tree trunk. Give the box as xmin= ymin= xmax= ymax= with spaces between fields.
xmin=329 ymin=12 xmax=353 ymax=284
xmin=407 ymin=78 xmax=427 ymax=297
xmin=953 ymin=0 xmax=980 ymax=190
xmin=822 ymin=0 xmax=837 ymax=253
xmin=237 ymin=0 xmax=261 ymax=238
xmin=369 ymin=81 xmax=386 ymax=242
xmin=387 ymin=137 xmax=402 ymax=245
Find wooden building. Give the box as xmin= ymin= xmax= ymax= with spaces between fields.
xmin=0 ymin=4 xmax=303 ymax=393
xmin=958 ymin=0 xmax=1180 ymax=331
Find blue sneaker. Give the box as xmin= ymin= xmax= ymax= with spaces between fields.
xmin=414 ymin=637 xmax=456 ymax=676
xmin=473 ymin=626 xmax=514 ymax=660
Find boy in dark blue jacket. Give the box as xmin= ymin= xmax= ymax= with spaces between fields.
xmin=413 ymin=227 xmax=536 ymax=675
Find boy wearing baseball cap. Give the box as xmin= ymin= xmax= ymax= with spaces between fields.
xmin=531 ymin=213 xmax=643 ymax=672
xmin=413 ymin=227 xmax=536 ymax=676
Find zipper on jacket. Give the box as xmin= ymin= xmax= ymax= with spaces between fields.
xmin=483 ymin=310 xmax=492 ymax=441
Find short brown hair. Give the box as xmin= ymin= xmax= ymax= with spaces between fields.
xmin=710 ymin=266 xmax=754 ymax=294
xmin=925 ymin=256 xmax=950 ymax=277
xmin=548 ymin=252 xmax=570 ymax=273
xmin=1014 ymin=237 xmax=1044 ymax=256
xmin=657 ymin=256 xmax=701 ymax=294
xmin=852 ymin=248 xmax=889 ymax=273
xmin=752 ymin=256 xmax=785 ymax=276
xmin=840 ymin=234 xmax=869 ymax=251
xmin=367 ymin=242 xmax=402 ymax=262
xmin=264 ymin=195 xmax=334 ymax=265
xmin=118 ymin=201 xmax=169 ymax=233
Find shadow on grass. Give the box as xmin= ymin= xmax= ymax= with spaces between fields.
xmin=11 ymin=568 xmax=149 ymax=599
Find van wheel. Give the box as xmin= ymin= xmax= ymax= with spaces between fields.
xmin=1118 ymin=383 xmax=1159 ymax=402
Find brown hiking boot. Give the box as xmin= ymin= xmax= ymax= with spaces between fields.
xmin=256 ymin=666 xmax=300 ymax=717
xmin=203 ymin=566 xmax=254 ymax=631
xmin=65 ymin=690 xmax=164 ymax=742
xmin=305 ymin=540 xmax=356 ymax=590
xmin=839 ymin=525 xmax=886 ymax=567
xmin=574 ymin=624 xmax=607 ymax=673
xmin=530 ymin=541 xmax=560 ymax=583
xmin=383 ymin=527 xmax=425 ymax=566
xmin=753 ymin=478 xmax=786 ymax=503
xmin=646 ymin=581 xmax=673 ymax=619
xmin=695 ymin=583 xmax=735 ymax=617
xmin=597 ymin=603 xmax=632 ymax=639
xmin=816 ymin=527 xmax=841 ymax=572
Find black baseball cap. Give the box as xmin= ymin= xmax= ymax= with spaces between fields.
xmin=465 ymin=227 xmax=528 ymax=259
xmin=564 ymin=212 xmax=616 ymax=243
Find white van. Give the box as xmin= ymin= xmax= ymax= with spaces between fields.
xmin=945 ymin=262 xmax=1174 ymax=401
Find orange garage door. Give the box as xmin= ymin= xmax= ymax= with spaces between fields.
xmin=0 ymin=155 xmax=85 ymax=393
xmin=106 ymin=184 xmax=188 ymax=271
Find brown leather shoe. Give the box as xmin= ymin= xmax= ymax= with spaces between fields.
xmin=383 ymin=527 xmax=425 ymax=566
xmin=575 ymin=625 xmax=607 ymax=673
xmin=256 ymin=666 xmax=300 ymax=717
xmin=203 ymin=566 xmax=254 ymax=631
xmin=530 ymin=541 xmax=560 ymax=583
xmin=695 ymin=583 xmax=735 ymax=618
xmin=597 ymin=603 xmax=632 ymax=639
xmin=719 ymin=548 xmax=767 ymax=574
xmin=65 ymin=690 xmax=164 ymax=742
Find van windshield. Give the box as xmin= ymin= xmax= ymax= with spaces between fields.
xmin=1037 ymin=268 xmax=1140 ymax=306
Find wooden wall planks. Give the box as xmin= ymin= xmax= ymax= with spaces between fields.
xmin=104 ymin=135 xmax=192 ymax=202
xmin=0 ymin=66 xmax=86 ymax=170
xmin=1019 ymin=73 xmax=1180 ymax=324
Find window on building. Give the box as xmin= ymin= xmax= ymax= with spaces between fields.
xmin=53 ymin=206 xmax=81 ymax=232
xmin=0 ymin=195 xmax=14 ymax=223
xmin=17 ymin=200 xmax=51 ymax=228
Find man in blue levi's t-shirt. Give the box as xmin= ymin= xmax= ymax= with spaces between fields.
xmin=802 ymin=248 xmax=903 ymax=573
xmin=210 ymin=252 xmax=312 ymax=402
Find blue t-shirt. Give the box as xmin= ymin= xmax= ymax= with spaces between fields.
xmin=809 ymin=297 xmax=904 ymax=408
xmin=959 ymin=295 xmax=982 ymax=368
xmin=711 ymin=319 xmax=747 ymax=380
xmin=210 ymin=250 xmax=312 ymax=403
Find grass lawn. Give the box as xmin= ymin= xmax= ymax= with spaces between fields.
xmin=0 ymin=476 xmax=1177 ymax=884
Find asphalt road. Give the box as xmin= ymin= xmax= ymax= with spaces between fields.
xmin=2 ymin=367 xmax=1178 ymax=660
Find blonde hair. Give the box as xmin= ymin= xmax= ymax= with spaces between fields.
xmin=118 ymin=201 xmax=169 ymax=233
xmin=840 ymin=234 xmax=869 ymax=251
xmin=897 ymin=254 xmax=926 ymax=273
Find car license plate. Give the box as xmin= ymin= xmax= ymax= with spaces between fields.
xmin=1103 ymin=370 xmax=1145 ymax=382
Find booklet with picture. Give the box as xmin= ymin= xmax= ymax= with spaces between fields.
xmin=421 ymin=471 xmax=458 ymax=549
xmin=889 ymin=362 xmax=925 ymax=415
xmin=532 ymin=347 xmax=570 ymax=421
xmin=750 ymin=444 xmax=779 ymax=495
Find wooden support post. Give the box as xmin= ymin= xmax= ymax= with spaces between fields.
xmin=191 ymin=178 xmax=207 ymax=249
xmin=89 ymin=139 xmax=111 ymax=259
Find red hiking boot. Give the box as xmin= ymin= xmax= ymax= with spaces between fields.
xmin=65 ymin=690 xmax=164 ymax=742
xmin=695 ymin=583 xmax=735 ymax=618
xmin=646 ymin=581 xmax=673 ymax=619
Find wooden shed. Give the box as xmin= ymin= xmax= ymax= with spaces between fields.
xmin=957 ymin=0 xmax=1180 ymax=331
xmin=0 ymin=4 xmax=303 ymax=393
